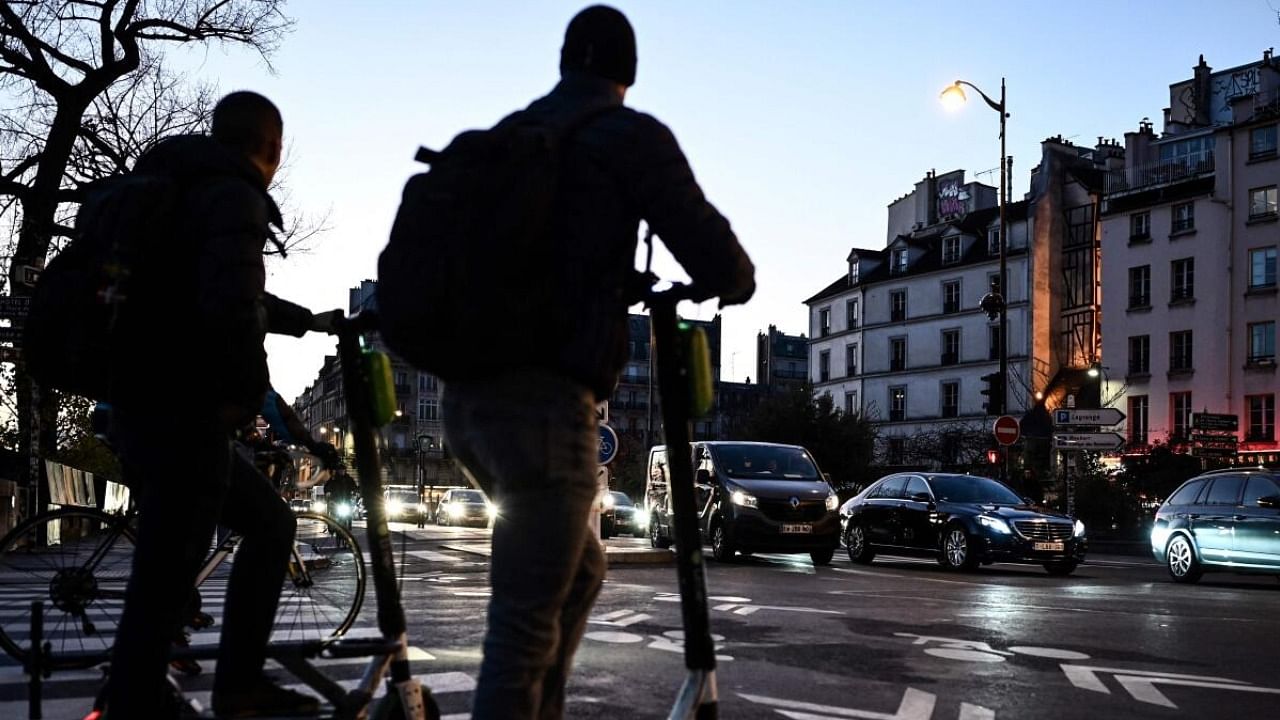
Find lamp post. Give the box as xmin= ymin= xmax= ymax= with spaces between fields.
xmin=941 ymin=77 xmax=1010 ymax=482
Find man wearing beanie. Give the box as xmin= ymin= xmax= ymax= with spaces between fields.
xmin=441 ymin=5 xmax=754 ymax=719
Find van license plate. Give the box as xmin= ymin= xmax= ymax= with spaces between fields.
xmin=781 ymin=524 xmax=812 ymax=534
xmin=1034 ymin=541 xmax=1064 ymax=552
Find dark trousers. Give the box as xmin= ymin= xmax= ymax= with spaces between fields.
xmin=106 ymin=408 xmax=296 ymax=716
xmin=443 ymin=371 xmax=605 ymax=720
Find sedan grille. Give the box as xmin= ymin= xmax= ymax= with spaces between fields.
xmin=1013 ymin=520 xmax=1073 ymax=542
xmin=758 ymin=499 xmax=826 ymax=522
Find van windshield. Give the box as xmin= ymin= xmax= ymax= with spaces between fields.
xmin=711 ymin=444 xmax=819 ymax=481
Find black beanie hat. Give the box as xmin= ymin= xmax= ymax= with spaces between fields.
xmin=559 ymin=5 xmax=637 ymax=87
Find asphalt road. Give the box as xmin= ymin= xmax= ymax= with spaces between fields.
xmin=5 ymin=522 xmax=1280 ymax=719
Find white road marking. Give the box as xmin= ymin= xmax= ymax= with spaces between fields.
xmin=1061 ymin=664 xmax=1280 ymax=709
xmin=741 ymin=687 xmax=963 ymax=719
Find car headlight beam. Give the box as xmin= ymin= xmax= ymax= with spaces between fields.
xmin=730 ymin=490 xmax=758 ymax=509
xmin=386 ymin=499 xmax=404 ymax=518
xmin=1074 ymin=519 xmax=1086 ymax=538
xmin=447 ymin=503 xmax=464 ymax=518
xmin=978 ymin=515 xmax=1012 ymax=535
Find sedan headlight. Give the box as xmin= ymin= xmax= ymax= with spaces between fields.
xmin=730 ymin=490 xmax=758 ymax=509
xmin=447 ymin=502 xmax=465 ymax=518
xmin=312 ymin=500 xmax=327 ymax=514
xmin=602 ymin=494 xmax=616 ymax=509
xmin=487 ymin=502 xmax=499 ymax=519
xmin=386 ymin=499 xmax=404 ymax=518
xmin=978 ymin=515 xmax=1012 ymax=535
xmin=634 ymin=508 xmax=650 ymax=528
xmin=825 ymin=493 xmax=839 ymax=512
xmin=1074 ymin=519 xmax=1086 ymax=538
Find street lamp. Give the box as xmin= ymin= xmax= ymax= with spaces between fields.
xmin=941 ymin=77 xmax=1010 ymax=480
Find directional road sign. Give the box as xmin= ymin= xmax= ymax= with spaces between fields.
xmin=992 ymin=415 xmax=1020 ymax=446
xmin=1193 ymin=412 xmax=1239 ymax=431
xmin=1054 ymin=408 xmax=1125 ymax=426
xmin=0 ymin=295 xmax=30 ymax=319
xmin=1053 ymin=432 xmax=1125 ymax=450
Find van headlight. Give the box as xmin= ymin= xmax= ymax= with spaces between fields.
xmin=978 ymin=515 xmax=1012 ymax=535
xmin=730 ymin=490 xmax=758 ymax=509
xmin=825 ymin=492 xmax=839 ymax=511
xmin=1074 ymin=519 xmax=1086 ymax=538
xmin=487 ymin=502 xmax=499 ymax=519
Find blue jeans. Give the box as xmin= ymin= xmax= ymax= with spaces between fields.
xmin=443 ymin=370 xmax=605 ymax=720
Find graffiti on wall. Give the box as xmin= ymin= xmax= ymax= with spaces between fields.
xmin=937 ymin=178 xmax=970 ymax=219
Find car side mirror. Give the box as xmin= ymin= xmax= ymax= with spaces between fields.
xmin=911 ymin=492 xmax=931 ymax=503
xmin=1257 ymin=495 xmax=1280 ymax=509
xmin=1023 ymin=497 xmax=1035 ymax=506
xmin=695 ymin=468 xmax=712 ymax=486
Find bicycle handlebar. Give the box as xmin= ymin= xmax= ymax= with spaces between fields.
xmin=330 ymin=310 xmax=379 ymax=336
xmin=627 ymin=272 xmax=715 ymax=307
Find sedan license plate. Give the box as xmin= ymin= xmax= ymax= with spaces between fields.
xmin=781 ymin=523 xmax=812 ymax=534
xmin=1034 ymin=541 xmax=1065 ymax=552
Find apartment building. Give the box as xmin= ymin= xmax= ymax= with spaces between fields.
xmin=755 ymin=325 xmax=809 ymax=392
xmin=1100 ymin=52 xmax=1280 ymax=463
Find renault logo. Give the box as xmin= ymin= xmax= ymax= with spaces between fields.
xmin=789 ymin=497 xmax=800 ymax=509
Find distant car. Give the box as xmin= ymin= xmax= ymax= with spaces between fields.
xmin=1151 ymin=467 xmax=1280 ymax=584
xmin=840 ymin=472 xmax=1087 ymax=575
xmin=288 ymin=498 xmax=312 ymax=513
xmin=602 ymin=491 xmax=646 ymax=538
xmin=383 ymin=485 xmax=425 ymax=523
xmin=435 ymin=488 xmax=496 ymax=528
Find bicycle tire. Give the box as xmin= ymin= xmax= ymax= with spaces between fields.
xmin=274 ymin=511 xmax=366 ymax=641
xmin=0 ymin=507 xmax=136 ymax=669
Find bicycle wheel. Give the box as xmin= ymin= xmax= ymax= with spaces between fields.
xmin=275 ymin=512 xmax=366 ymax=641
xmin=0 ymin=507 xmax=136 ymax=669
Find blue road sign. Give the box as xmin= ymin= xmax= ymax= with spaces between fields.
xmin=599 ymin=424 xmax=619 ymax=465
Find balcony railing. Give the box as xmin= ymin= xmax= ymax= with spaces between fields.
xmin=1104 ymin=153 xmax=1215 ymax=195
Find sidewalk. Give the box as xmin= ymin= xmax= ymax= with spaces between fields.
xmin=442 ymin=537 xmax=673 ymax=567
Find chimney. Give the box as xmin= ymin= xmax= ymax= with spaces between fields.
xmin=1193 ymin=55 xmax=1213 ymax=126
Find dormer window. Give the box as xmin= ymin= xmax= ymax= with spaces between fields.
xmin=987 ymin=227 xmax=1000 ymax=255
xmin=942 ymin=236 xmax=961 ymax=264
xmin=893 ymin=248 xmax=909 ymax=274
xmin=849 ymin=261 xmax=859 ymax=284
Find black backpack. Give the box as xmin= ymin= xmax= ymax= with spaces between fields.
xmin=24 ymin=174 xmax=183 ymax=401
xmin=376 ymin=105 xmax=614 ymax=381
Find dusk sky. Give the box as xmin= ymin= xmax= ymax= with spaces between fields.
xmin=169 ymin=0 xmax=1280 ymax=403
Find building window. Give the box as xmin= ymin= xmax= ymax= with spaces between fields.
xmin=890 ymin=338 xmax=906 ymax=371
xmin=418 ymin=374 xmax=439 ymax=392
xmin=1170 ymin=392 xmax=1192 ymax=442
xmin=942 ymin=280 xmax=961 ymax=314
xmin=1251 ymin=247 xmax=1278 ymax=288
xmin=818 ymin=307 xmax=831 ymax=337
xmin=1171 ymin=258 xmax=1195 ymax=302
xmin=887 ymin=437 xmax=905 ymax=465
xmin=941 ymin=382 xmax=959 ymax=418
xmin=849 ymin=261 xmax=859 ymax=284
xmin=1248 ymin=395 xmax=1276 ymax=441
xmin=988 ymin=272 xmax=1002 ymax=297
xmin=1249 ymin=322 xmax=1276 ymax=364
xmin=942 ymin=236 xmax=961 ymax=264
xmin=1249 ymin=186 xmax=1278 ymax=220
xmin=1128 ymin=265 xmax=1151 ymax=308
xmin=890 ymin=290 xmax=907 ymax=322
xmin=846 ymin=298 xmax=859 ymax=329
xmin=987 ymin=227 xmax=1000 ymax=255
xmin=1169 ymin=330 xmax=1193 ymax=372
xmin=1171 ymin=202 xmax=1195 ymax=233
xmin=1159 ymin=135 xmax=1215 ymax=167
xmin=1129 ymin=212 xmax=1151 ymax=241
xmin=1128 ymin=335 xmax=1150 ymax=375
xmin=988 ymin=325 xmax=1000 ymax=361
xmin=1128 ymin=395 xmax=1149 ymax=445
xmin=845 ymin=343 xmax=858 ymax=376
xmin=893 ymin=248 xmax=909 ymax=274
xmin=417 ymin=397 xmax=439 ymax=421
xmin=818 ymin=350 xmax=830 ymax=382
xmin=1250 ymin=125 xmax=1278 ymax=160
xmin=845 ymin=391 xmax=859 ymax=415
xmin=941 ymin=329 xmax=959 ymax=366
xmin=889 ymin=387 xmax=906 ymax=422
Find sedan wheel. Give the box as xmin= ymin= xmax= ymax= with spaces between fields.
xmin=649 ymin=516 xmax=671 ymax=549
xmin=810 ymin=547 xmax=835 ymax=566
xmin=845 ymin=524 xmax=875 ymax=564
xmin=941 ymin=526 xmax=979 ymax=571
xmin=1166 ymin=535 xmax=1203 ymax=584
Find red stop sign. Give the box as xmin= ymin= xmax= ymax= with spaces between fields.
xmin=993 ymin=415 xmax=1020 ymax=446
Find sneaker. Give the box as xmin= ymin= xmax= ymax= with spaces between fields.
xmin=170 ymin=630 xmax=202 ymax=676
xmin=212 ymin=677 xmax=321 ymax=718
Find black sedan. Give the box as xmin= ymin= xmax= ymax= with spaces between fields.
xmin=840 ymin=472 xmax=1087 ymax=575
xmin=602 ymin=491 xmax=647 ymax=538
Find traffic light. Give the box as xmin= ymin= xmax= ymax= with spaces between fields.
xmin=980 ymin=372 xmax=1005 ymax=415
xmin=986 ymin=448 xmax=1003 ymax=465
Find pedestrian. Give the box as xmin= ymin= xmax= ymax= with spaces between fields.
xmin=440 ymin=6 xmax=755 ymax=718
xmin=104 ymin=91 xmax=328 ymax=718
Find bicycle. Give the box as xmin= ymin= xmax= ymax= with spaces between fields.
xmin=0 ymin=465 xmax=367 ymax=671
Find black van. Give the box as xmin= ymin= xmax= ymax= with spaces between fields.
xmin=646 ymin=441 xmax=841 ymax=565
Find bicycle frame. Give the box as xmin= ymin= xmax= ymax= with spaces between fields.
xmin=645 ymin=283 xmax=719 ymax=720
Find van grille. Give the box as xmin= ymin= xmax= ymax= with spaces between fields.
xmin=1013 ymin=520 xmax=1073 ymax=542
xmin=758 ymin=498 xmax=826 ymax=522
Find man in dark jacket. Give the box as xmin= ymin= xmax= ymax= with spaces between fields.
xmin=105 ymin=91 xmax=322 ymax=718
xmin=440 ymin=7 xmax=755 ymax=719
